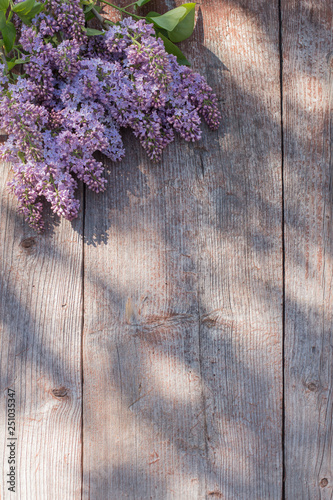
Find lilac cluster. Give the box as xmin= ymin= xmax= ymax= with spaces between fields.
xmin=0 ymin=7 xmax=220 ymax=232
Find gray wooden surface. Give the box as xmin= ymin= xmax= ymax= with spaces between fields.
xmin=0 ymin=166 xmax=83 ymax=498
xmin=283 ymin=0 xmax=333 ymax=497
xmin=0 ymin=0 xmax=332 ymax=498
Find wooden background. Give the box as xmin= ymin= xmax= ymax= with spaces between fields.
xmin=0 ymin=0 xmax=332 ymax=498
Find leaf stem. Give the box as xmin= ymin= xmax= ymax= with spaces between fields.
xmin=124 ymin=1 xmax=139 ymax=7
xmin=92 ymin=7 xmax=114 ymax=28
xmin=99 ymin=0 xmax=143 ymax=20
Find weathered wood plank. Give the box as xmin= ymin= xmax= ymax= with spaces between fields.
xmin=283 ymin=0 xmax=333 ymax=498
xmin=187 ymin=0 xmax=283 ymax=497
xmin=83 ymin=0 xmax=283 ymax=498
xmin=83 ymin=136 xmax=207 ymax=499
xmin=0 ymin=166 xmax=83 ymax=499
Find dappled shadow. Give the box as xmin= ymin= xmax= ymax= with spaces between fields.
xmin=80 ymin=136 xmax=150 ymax=247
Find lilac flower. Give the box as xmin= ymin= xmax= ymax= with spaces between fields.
xmin=55 ymin=40 xmax=81 ymax=79
xmin=0 ymin=63 xmax=8 ymax=87
xmin=45 ymin=0 xmax=87 ymax=45
xmin=1 ymin=12 xmax=220 ymax=232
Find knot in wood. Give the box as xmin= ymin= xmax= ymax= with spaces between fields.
xmin=320 ymin=478 xmax=328 ymax=488
xmin=51 ymin=387 xmax=68 ymax=399
xmin=306 ymin=382 xmax=318 ymax=392
xmin=208 ymin=491 xmax=223 ymax=498
xmin=327 ymin=52 xmax=333 ymax=67
xmin=20 ymin=237 xmax=36 ymax=249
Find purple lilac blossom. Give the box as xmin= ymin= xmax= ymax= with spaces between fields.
xmin=0 ymin=11 xmax=220 ymax=232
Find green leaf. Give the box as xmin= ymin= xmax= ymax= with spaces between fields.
xmin=85 ymin=3 xmax=100 ymax=21
xmin=7 ymin=60 xmax=16 ymax=70
xmin=146 ymin=11 xmax=168 ymax=34
xmin=2 ymin=21 xmax=16 ymax=52
xmin=15 ymin=1 xmax=45 ymax=26
xmin=154 ymin=26 xmax=168 ymax=38
xmin=28 ymin=2 xmax=45 ymax=18
xmin=85 ymin=10 xmax=94 ymax=21
xmin=7 ymin=57 xmax=26 ymax=70
xmin=84 ymin=2 xmax=95 ymax=13
xmin=12 ymin=0 xmax=35 ymax=14
xmin=135 ymin=0 xmax=151 ymax=6
xmin=15 ymin=11 xmax=32 ymax=24
xmin=147 ymin=6 xmax=186 ymax=32
xmin=146 ymin=11 xmax=160 ymax=18
xmin=85 ymin=27 xmax=104 ymax=36
xmin=157 ymin=32 xmax=190 ymax=66
xmin=168 ymin=3 xmax=195 ymax=43
xmin=17 ymin=151 xmax=26 ymax=163
xmin=0 ymin=10 xmax=6 ymax=29
xmin=0 ymin=0 xmax=9 ymax=12
xmin=50 ymin=34 xmax=58 ymax=45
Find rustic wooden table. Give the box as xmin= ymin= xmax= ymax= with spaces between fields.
xmin=0 ymin=0 xmax=332 ymax=498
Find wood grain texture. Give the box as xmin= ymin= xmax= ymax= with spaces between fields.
xmin=83 ymin=132 xmax=207 ymax=500
xmin=187 ymin=0 xmax=283 ymax=497
xmin=283 ymin=0 xmax=333 ymax=498
xmin=83 ymin=0 xmax=283 ymax=498
xmin=0 ymin=166 xmax=83 ymax=499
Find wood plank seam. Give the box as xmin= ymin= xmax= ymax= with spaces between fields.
xmin=278 ymin=0 xmax=286 ymax=498
xmin=81 ymin=184 xmax=86 ymax=500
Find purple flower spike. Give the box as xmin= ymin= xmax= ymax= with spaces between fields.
xmin=0 ymin=12 xmax=220 ymax=232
